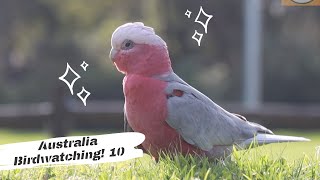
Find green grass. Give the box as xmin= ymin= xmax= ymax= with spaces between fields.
xmin=0 ymin=129 xmax=319 ymax=179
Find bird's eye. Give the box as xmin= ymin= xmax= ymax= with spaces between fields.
xmin=121 ymin=40 xmax=134 ymax=50
xmin=125 ymin=42 xmax=131 ymax=47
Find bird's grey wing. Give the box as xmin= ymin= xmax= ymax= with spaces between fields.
xmin=232 ymin=113 xmax=247 ymax=121
xmin=156 ymin=73 xmax=272 ymax=151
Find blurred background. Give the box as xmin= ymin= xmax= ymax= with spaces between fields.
xmin=0 ymin=0 xmax=319 ymax=145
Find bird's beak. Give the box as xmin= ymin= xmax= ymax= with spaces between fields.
xmin=109 ymin=48 xmax=117 ymax=62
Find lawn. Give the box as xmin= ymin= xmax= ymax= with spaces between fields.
xmin=0 ymin=128 xmax=319 ymax=179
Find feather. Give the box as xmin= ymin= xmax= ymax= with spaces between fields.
xmin=240 ymin=134 xmax=310 ymax=148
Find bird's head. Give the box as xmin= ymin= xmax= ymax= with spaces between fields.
xmin=110 ymin=22 xmax=172 ymax=76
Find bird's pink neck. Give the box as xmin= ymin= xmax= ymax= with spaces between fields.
xmin=126 ymin=45 xmax=172 ymax=77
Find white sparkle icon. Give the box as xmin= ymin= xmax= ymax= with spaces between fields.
xmin=80 ymin=61 xmax=89 ymax=71
xmin=194 ymin=6 xmax=213 ymax=34
xmin=192 ymin=30 xmax=203 ymax=46
xmin=185 ymin=9 xmax=192 ymax=18
xmin=59 ymin=63 xmax=81 ymax=95
xmin=77 ymin=87 xmax=91 ymax=106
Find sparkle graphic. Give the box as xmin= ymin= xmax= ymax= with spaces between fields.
xmin=59 ymin=63 xmax=81 ymax=95
xmin=80 ymin=61 xmax=89 ymax=71
xmin=185 ymin=9 xmax=192 ymax=18
xmin=192 ymin=30 xmax=203 ymax=46
xmin=194 ymin=6 xmax=213 ymax=34
xmin=77 ymin=86 xmax=91 ymax=106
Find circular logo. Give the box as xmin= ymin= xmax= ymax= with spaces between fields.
xmin=291 ymin=0 xmax=314 ymax=4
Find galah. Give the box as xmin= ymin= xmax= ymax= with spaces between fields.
xmin=109 ymin=22 xmax=310 ymax=159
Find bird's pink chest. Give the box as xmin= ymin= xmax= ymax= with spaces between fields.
xmin=123 ymin=75 xmax=202 ymax=157
xmin=123 ymin=75 xmax=176 ymax=152
xmin=123 ymin=75 xmax=168 ymax=131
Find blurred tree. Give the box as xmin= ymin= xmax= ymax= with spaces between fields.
xmin=0 ymin=0 xmax=319 ymax=104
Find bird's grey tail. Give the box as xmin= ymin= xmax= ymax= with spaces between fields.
xmin=249 ymin=121 xmax=274 ymax=134
xmin=240 ymin=134 xmax=310 ymax=148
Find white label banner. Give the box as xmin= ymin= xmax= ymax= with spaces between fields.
xmin=0 ymin=132 xmax=145 ymax=170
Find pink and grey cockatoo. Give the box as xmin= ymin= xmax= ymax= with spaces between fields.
xmin=109 ymin=22 xmax=310 ymax=159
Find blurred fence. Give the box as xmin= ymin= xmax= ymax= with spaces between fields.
xmin=0 ymin=99 xmax=319 ymax=137
xmin=0 ymin=100 xmax=125 ymax=137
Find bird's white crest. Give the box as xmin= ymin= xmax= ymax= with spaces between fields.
xmin=111 ymin=22 xmax=166 ymax=49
